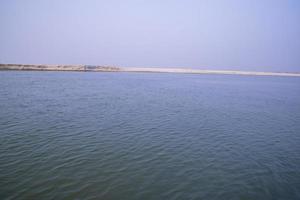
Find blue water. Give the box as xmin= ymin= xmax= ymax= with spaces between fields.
xmin=1 ymin=71 xmax=300 ymax=200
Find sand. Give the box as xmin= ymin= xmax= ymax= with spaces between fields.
xmin=1 ymin=64 xmax=300 ymax=77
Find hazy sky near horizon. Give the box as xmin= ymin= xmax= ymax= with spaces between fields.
xmin=0 ymin=0 xmax=300 ymax=72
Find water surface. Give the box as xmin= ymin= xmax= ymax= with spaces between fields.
xmin=1 ymin=71 xmax=300 ymax=199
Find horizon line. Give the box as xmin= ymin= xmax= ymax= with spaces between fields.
xmin=1 ymin=63 xmax=300 ymax=77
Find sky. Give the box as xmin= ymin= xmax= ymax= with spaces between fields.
xmin=0 ymin=0 xmax=299 ymax=72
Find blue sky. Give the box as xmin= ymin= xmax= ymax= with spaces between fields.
xmin=0 ymin=0 xmax=299 ymax=72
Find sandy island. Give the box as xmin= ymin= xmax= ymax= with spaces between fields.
xmin=0 ymin=64 xmax=300 ymax=77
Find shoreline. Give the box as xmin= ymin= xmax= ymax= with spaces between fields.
xmin=1 ymin=64 xmax=300 ymax=77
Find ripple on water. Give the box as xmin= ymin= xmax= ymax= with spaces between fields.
xmin=0 ymin=72 xmax=300 ymax=199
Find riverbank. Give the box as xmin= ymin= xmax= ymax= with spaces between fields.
xmin=1 ymin=64 xmax=300 ymax=77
